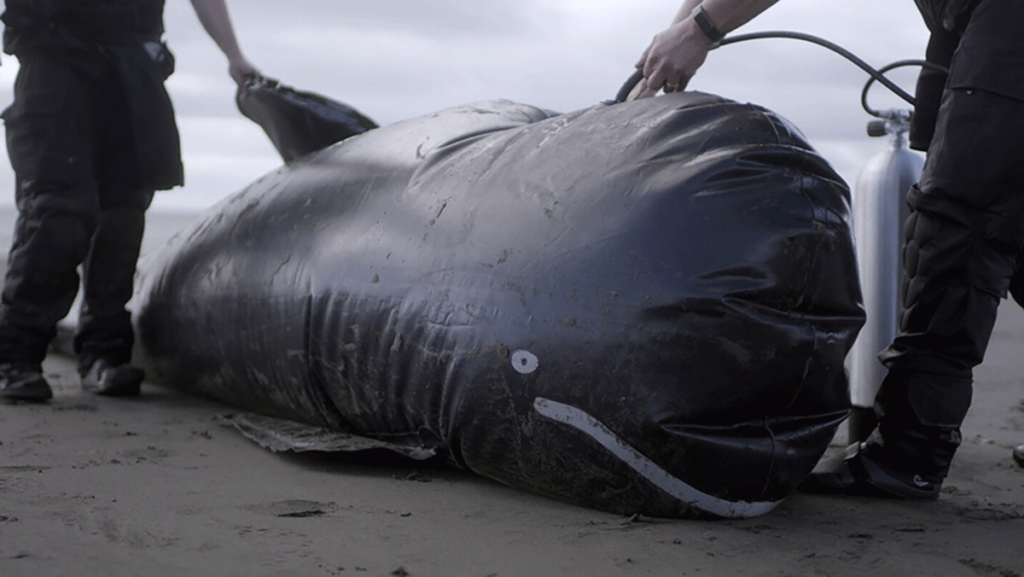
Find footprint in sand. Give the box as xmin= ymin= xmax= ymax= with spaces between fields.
xmin=244 ymin=500 xmax=337 ymax=518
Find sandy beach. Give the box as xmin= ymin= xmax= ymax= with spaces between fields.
xmin=1 ymin=207 xmax=1022 ymax=577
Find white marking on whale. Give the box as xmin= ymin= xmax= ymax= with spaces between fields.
xmin=533 ymin=397 xmax=782 ymax=518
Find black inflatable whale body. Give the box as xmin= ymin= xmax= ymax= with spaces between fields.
xmin=133 ymin=91 xmax=864 ymax=519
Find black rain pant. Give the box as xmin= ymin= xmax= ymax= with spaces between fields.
xmin=875 ymin=0 xmax=1024 ymax=481
xmin=0 ymin=47 xmax=153 ymax=374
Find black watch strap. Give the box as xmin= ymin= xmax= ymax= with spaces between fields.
xmin=691 ymin=5 xmax=725 ymax=44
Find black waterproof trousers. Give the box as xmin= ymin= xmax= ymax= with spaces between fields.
xmin=875 ymin=0 xmax=1024 ymax=481
xmin=0 ymin=47 xmax=153 ymax=373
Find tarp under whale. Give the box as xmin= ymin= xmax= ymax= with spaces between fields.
xmin=132 ymin=89 xmax=864 ymax=519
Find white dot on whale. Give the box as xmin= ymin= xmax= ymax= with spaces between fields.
xmin=511 ymin=350 xmax=539 ymax=374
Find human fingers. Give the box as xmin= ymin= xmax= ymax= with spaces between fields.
xmin=643 ymin=63 xmax=670 ymax=97
xmin=662 ymin=74 xmax=690 ymax=94
xmin=230 ymin=60 xmax=260 ymax=88
xmin=626 ymin=77 xmax=649 ymax=101
xmin=627 ymin=77 xmax=663 ymax=101
xmin=635 ymin=45 xmax=652 ymax=70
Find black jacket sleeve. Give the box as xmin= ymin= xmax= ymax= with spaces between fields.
xmin=909 ymin=27 xmax=958 ymax=152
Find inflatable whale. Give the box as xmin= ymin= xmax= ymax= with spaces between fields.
xmin=133 ymin=89 xmax=864 ymax=518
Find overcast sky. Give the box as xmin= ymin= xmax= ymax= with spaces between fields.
xmin=0 ymin=0 xmax=930 ymax=213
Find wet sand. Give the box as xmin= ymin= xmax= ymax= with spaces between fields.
xmin=1 ymin=207 xmax=1022 ymax=577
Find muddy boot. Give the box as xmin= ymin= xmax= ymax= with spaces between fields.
xmin=80 ymin=358 xmax=144 ymax=397
xmin=799 ymin=436 xmax=942 ymax=501
xmin=0 ymin=363 xmax=53 ymax=402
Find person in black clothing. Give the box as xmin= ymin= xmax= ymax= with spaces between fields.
xmin=630 ymin=0 xmax=1024 ymax=488
xmin=0 ymin=0 xmax=257 ymax=401
xmin=806 ymin=0 xmax=1024 ymax=492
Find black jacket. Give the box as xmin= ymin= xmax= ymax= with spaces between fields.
xmin=1 ymin=0 xmax=182 ymax=191
xmin=914 ymin=0 xmax=981 ymax=32
xmin=909 ymin=0 xmax=1024 ymax=151
xmin=2 ymin=0 xmax=165 ymax=54
xmin=909 ymin=26 xmax=958 ymax=151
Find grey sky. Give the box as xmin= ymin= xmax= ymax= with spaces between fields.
xmin=0 ymin=0 xmax=930 ymax=212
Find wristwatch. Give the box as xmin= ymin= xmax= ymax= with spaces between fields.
xmin=691 ymin=5 xmax=725 ymax=44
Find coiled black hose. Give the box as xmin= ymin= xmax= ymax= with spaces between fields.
xmin=614 ymin=30 xmax=948 ymax=118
